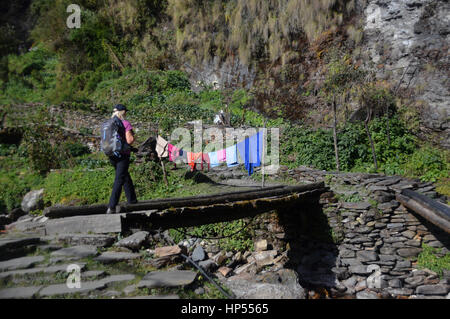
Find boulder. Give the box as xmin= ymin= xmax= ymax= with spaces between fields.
xmin=21 ymin=189 xmax=44 ymax=213
xmin=154 ymin=245 xmax=186 ymax=258
xmin=115 ymin=231 xmax=149 ymax=250
xmin=191 ymin=245 xmax=206 ymax=262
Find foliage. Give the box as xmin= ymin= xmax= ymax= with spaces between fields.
xmin=417 ymin=244 xmax=450 ymax=278
xmin=170 ymin=219 xmax=254 ymax=253
xmin=279 ymin=115 xmax=447 ymax=184
xmin=0 ymin=145 xmax=44 ymax=213
xmin=43 ymin=166 xmax=114 ymax=206
xmin=402 ymin=146 xmax=449 ymax=182
xmin=1 ymin=46 xmax=57 ymax=104
xmin=169 ymin=0 xmax=356 ymax=66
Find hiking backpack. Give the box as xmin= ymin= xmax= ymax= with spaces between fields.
xmin=100 ymin=116 xmax=128 ymax=157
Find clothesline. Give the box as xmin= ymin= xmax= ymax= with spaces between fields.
xmin=155 ymin=132 xmax=264 ymax=176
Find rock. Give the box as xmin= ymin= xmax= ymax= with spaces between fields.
xmin=81 ymin=270 xmax=106 ymax=279
xmin=137 ymin=270 xmax=197 ymax=288
xmin=405 ymin=276 xmax=425 ymax=287
xmin=388 ymin=279 xmax=403 ymax=288
xmin=123 ymin=284 xmax=137 ymax=295
xmin=45 ymin=214 xmax=122 ymax=235
xmin=212 ymin=251 xmax=228 ymax=266
xmin=255 ymin=239 xmax=268 ymax=251
xmin=349 ymin=265 xmax=370 ymax=275
xmin=356 ymin=250 xmax=378 ymax=262
xmin=154 ymin=245 xmax=185 ymax=257
xmin=416 ymin=284 xmax=449 ymax=295
xmin=194 ymin=287 xmax=205 ymax=295
xmin=395 ymin=260 xmax=411 ymax=270
xmin=0 ymin=263 xmax=86 ymax=279
xmin=93 ymin=251 xmax=140 ymax=264
xmin=387 ymin=288 xmax=413 ymax=297
xmin=21 ymin=189 xmax=44 ymax=213
xmin=341 ymin=202 xmax=372 ymax=210
xmin=225 ymin=276 xmax=305 ymax=299
xmin=56 ymin=234 xmax=115 ymax=248
xmin=0 ymin=256 xmax=45 ymax=271
xmin=8 ymin=208 xmax=27 ymax=222
xmin=0 ymin=237 xmax=41 ymax=253
xmin=115 ymin=231 xmax=149 ymax=250
xmin=0 ymin=286 xmax=43 ymax=299
xmin=191 ymin=245 xmax=206 ymax=262
xmin=234 ymin=261 xmax=257 ymax=275
xmin=253 ymin=250 xmax=278 ymax=267
xmin=397 ymin=247 xmax=422 ymax=258
xmin=101 ymin=274 xmax=136 ymax=286
xmin=51 ymin=245 xmax=98 ymax=258
xmin=217 ymin=266 xmax=233 ymax=277
xmin=356 ymin=290 xmax=379 ymax=299
xmin=38 ymin=280 xmax=106 ymax=297
xmin=199 ymin=259 xmax=216 ymax=272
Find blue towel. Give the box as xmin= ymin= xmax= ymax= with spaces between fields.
xmin=225 ymin=144 xmax=239 ymax=167
xmin=208 ymin=151 xmax=220 ymax=167
xmin=237 ymin=132 xmax=262 ymax=176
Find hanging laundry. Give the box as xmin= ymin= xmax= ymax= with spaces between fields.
xmin=225 ymin=144 xmax=239 ymax=167
xmin=236 ymin=131 xmax=262 ymax=176
xmin=173 ymin=148 xmax=187 ymax=164
xmin=187 ymin=152 xmax=196 ymax=171
xmin=187 ymin=152 xmax=210 ymax=171
xmin=202 ymin=152 xmax=210 ymax=170
xmin=217 ymin=149 xmax=226 ymax=162
xmin=168 ymin=144 xmax=181 ymax=162
xmin=156 ymin=136 xmax=169 ymax=158
xmin=208 ymin=151 xmax=220 ymax=167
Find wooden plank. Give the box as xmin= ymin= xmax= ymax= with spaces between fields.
xmin=45 ymin=214 xmax=123 ymax=235
xmin=45 ymin=183 xmax=324 ymax=219
xmin=396 ymin=192 xmax=450 ymax=234
xmin=123 ymin=188 xmax=327 ymax=230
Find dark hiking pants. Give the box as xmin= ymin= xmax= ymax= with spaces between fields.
xmin=108 ymin=154 xmax=137 ymax=209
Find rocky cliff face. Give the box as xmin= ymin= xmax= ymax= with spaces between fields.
xmin=362 ymin=0 xmax=449 ymax=147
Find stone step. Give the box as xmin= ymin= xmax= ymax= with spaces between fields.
xmin=137 ymin=270 xmax=197 ymax=289
xmin=37 ymin=274 xmax=136 ymax=297
xmin=0 ymin=263 xmax=87 ymax=279
xmin=0 ymin=286 xmax=43 ymax=299
xmin=0 ymin=255 xmax=45 ymax=272
xmin=50 ymin=245 xmax=98 ymax=258
xmin=93 ymin=251 xmax=141 ymax=264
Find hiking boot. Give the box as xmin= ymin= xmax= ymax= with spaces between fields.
xmin=106 ymin=205 xmax=121 ymax=214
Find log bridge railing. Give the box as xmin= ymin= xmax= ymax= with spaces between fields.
xmin=43 ymin=183 xmax=328 ymax=234
xmin=396 ymin=189 xmax=450 ymax=234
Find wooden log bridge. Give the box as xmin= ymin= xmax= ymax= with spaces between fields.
xmin=396 ymin=189 xmax=450 ymax=234
xmin=43 ymin=183 xmax=328 ymax=235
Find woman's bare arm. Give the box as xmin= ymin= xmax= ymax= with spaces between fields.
xmin=126 ymin=130 xmax=134 ymax=145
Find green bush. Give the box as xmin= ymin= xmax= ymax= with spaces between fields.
xmin=0 ymin=169 xmax=44 ymax=213
xmin=43 ymin=167 xmax=114 ymax=206
xmin=170 ymin=219 xmax=254 ymax=253
xmin=403 ymin=146 xmax=449 ymax=182
xmin=417 ymin=244 xmax=450 ymax=277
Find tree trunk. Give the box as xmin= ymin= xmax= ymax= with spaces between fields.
xmin=332 ymin=98 xmax=340 ymax=172
xmin=44 ymin=183 xmax=325 ymax=219
xmin=365 ymin=108 xmax=378 ymax=170
xmin=384 ymin=99 xmax=391 ymax=146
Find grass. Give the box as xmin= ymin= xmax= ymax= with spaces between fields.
xmin=416 ymin=243 xmax=450 ymax=278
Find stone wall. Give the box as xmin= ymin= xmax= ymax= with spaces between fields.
xmin=205 ymin=165 xmax=450 ymax=298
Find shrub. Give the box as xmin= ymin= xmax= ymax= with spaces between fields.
xmin=43 ymin=167 xmax=114 ymax=206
